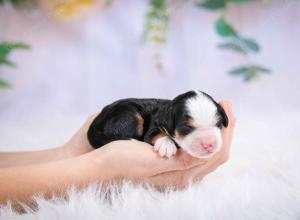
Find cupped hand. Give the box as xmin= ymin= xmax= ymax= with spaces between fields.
xmin=146 ymin=100 xmax=236 ymax=189
xmin=63 ymin=113 xmax=98 ymax=157
xmin=88 ymin=100 xmax=236 ymax=189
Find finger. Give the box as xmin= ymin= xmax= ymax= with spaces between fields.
xmin=187 ymin=101 xmax=234 ymax=171
xmin=191 ymin=164 xmax=218 ymax=184
xmin=147 ymin=102 xmax=236 ymax=186
xmin=149 ymin=152 xmax=227 ymax=189
xmin=80 ymin=112 xmax=100 ymax=134
xmin=185 ymin=148 xmax=230 ymax=185
xmin=150 ymin=149 xmax=208 ymax=175
xmin=220 ymin=101 xmax=236 ymax=128
xmin=167 ymin=150 xmax=208 ymax=170
xmin=219 ymin=101 xmax=230 ymax=119
xmin=189 ymin=156 xmax=221 ymax=183
xmin=147 ymin=156 xmax=216 ymax=189
xmin=145 ymin=169 xmax=189 ymax=190
xmin=219 ymin=101 xmax=235 ymax=144
xmin=227 ymin=104 xmax=236 ymax=128
xmin=123 ymin=140 xmax=207 ymax=175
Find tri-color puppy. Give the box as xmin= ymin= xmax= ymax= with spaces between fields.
xmin=87 ymin=90 xmax=228 ymax=158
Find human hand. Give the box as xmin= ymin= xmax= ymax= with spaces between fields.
xmin=146 ymin=100 xmax=236 ymax=189
xmin=87 ymin=101 xmax=235 ymax=189
xmin=190 ymin=100 xmax=236 ymax=180
xmin=87 ymin=139 xmax=205 ymax=184
xmin=63 ymin=113 xmax=98 ymax=157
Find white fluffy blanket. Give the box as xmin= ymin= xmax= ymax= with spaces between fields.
xmin=0 ymin=111 xmax=300 ymax=220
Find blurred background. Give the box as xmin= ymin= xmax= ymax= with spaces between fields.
xmin=0 ymin=0 xmax=299 ymax=150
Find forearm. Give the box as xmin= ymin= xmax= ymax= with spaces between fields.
xmin=0 ymin=145 xmax=70 ymax=168
xmin=0 ymin=150 xmax=112 ymax=209
xmin=0 ymin=141 xmax=94 ymax=168
xmin=0 ymin=114 xmax=96 ymax=168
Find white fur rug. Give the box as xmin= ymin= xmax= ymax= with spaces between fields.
xmin=0 ymin=110 xmax=300 ymax=220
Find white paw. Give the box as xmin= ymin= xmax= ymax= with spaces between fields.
xmin=154 ymin=136 xmax=177 ymax=158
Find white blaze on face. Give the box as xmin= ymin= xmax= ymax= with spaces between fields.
xmin=174 ymin=91 xmax=223 ymax=158
xmin=186 ymin=91 xmax=218 ymax=127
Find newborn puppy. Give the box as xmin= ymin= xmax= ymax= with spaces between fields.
xmin=87 ymin=90 xmax=228 ymax=158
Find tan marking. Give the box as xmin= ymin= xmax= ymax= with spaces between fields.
xmin=187 ymin=118 xmax=194 ymax=127
xmin=135 ymin=113 xmax=144 ymax=136
xmin=175 ymin=130 xmax=183 ymax=139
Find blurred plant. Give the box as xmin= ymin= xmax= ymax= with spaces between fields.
xmin=51 ymin=0 xmax=97 ymax=19
xmin=143 ymin=0 xmax=271 ymax=81
xmin=0 ymin=0 xmax=271 ymax=81
xmin=0 ymin=0 xmax=37 ymax=8
xmin=197 ymin=0 xmax=271 ymax=81
xmin=141 ymin=0 xmax=169 ymax=71
xmin=0 ymin=0 xmax=111 ymax=19
xmin=142 ymin=0 xmax=169 ymax=44
xmin=0 ymin=42 xmax=30 ymax=88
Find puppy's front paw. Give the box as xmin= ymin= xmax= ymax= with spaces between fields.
xmin=154 ymin=136 xmax=177 ymax=158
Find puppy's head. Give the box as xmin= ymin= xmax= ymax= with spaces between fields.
xmin=172 ymin=90 xmax=228 ymax=158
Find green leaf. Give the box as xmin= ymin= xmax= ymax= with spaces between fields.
xmin=196 ymin=0 xmax=227 ymax=10
xmin=196 ymin=0 xmax=255 ymax=10
xmin=229 ymin=66 xmax=251 ymax=75
xmin=218 ymin=41 xmax=248 ymax=54
xmin=219 ymin=37 xmax=260 ymax=54
xmin=215 ymin=17 xmax=236 ymax=37
xmin=7 ymin=0 xmax=37 ymax=8
xmin=252 ymin=65 xmax=271 ymax=73
xmin=0 ymin=79 xmax=10 ymax=88
xmin=229 ymin=0 xmax=255 ymax=4
xmin=243 ymin=72 xmax=257 ymax=81
xmin=229 ymin=65 xmax=271 ymax=81
xmin=151 ymin=0 xmax=166 ymax=9
xmin=240 ymin=38 xmax=260 ymax=52
xmin=0 ymin=42 xmax=30 ymax=57
xmin=0 ymin=59 xmax=16 ymax=67
xmin=229 ymin=65 xmax=271 ymax=75
xmin=0 ymin=42 xmax=29 ymax=68
xmin=229 ymin=66 xmax=257 ymax=81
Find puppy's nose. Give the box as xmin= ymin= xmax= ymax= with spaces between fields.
xmin=201 ymin=143 xmax=214 ymax=152
xmin=201 ymin=135 xmax=216 ymax=152
xmin=191 ymin=136 xmax=216 ymax=153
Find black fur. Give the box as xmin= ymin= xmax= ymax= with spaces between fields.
xmin=87 ymin=91 xmax=228 ymax=149
xmin=88 ymin=98 xmax=173 ymax=147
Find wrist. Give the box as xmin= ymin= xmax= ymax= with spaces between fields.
xmin=80 ymin=147 xmax=119 ymax=183
xmin=62 ymin=140 xmax=94 ymax=159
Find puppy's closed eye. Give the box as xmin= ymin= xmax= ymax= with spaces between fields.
xmin=176 ymin=124 xmax=195 ymax=136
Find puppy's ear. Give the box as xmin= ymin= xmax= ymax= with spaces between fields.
xmin=171 ymin=98 xmax=184 ymax=129
xmin=216 ymin=103 xmax=229 ymax=127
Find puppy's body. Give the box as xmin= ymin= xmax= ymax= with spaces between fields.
xmin=88 ymin=98 xmax=173 ymax=147
xmin=88 ymin=91 xmax=228 ymax=158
